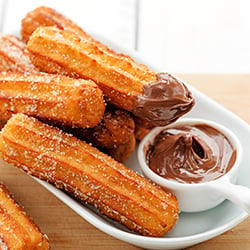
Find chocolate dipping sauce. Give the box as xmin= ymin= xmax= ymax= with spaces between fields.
xmin=146 ymin=123 xmax=237 ymax=184
xmin=133 ymin=73 xmax=195 ymax=127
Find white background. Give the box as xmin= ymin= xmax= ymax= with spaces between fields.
xmin=0 ymin=0 xmax=250 ymax=74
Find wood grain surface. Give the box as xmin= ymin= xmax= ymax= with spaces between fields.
xmin=0 ymin=74 xmax=249 ymax=249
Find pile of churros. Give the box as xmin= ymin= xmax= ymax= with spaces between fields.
xmin=0 ymin=6 xmax=195 ymax=246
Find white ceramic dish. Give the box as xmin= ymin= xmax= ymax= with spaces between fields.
xmin=138 ymin=118 xmax=250 ymax=213
xmin=6 ymin=33 xmax=250 ymax=249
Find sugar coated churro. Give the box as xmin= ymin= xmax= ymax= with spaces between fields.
xmin=0 ymin=183 xmax=49 ymax=249
xmin=0 ymin=34 xmax=38 ymax=73
xmin=0 ymin=114 xmax=178 ymax=237
xmin=27 ymin=25 xmax=194 ymax=127
xmin=0 ymin=72 xmax=105 ymax=128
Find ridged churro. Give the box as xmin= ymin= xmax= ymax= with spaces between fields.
xmin=0 ymin=114 xmax=178 ymax=237
xmin=0 ymin=183 xmax=49 ymax=249
xmin=0 ymin=34 xmax=38 ymax=73
xmin=75 ymin=105 xmax=135 ymax=148
xmin=27 ymin=26 xmax=194 ymax=127
xmin=63 ymin=105 xmax=135 ymax=161
xmin=59 ymin=105 xmax=135 ymax=162
xmin=0 ymin=104 xmax=135 ymax=161
xmin=105 ymin=133 xmax=136 ymax=162
xmin=0 ymin=72 xmax=105 ymax=128
xmin=21 ymin=6 xmax=117 ymax=54
xmin=21 ymin=6 xmax=90 ymax=43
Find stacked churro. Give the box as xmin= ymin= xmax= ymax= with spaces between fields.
xmin=21 ymin=6 xmax=194 ymax=127
xmin=0 ymin=34 xmax=38 ymax=73
xmin=0 ymin=72 xmax=105 ymax=129
xmin=0 ymin=183 xmax=49 ymax=249
xmin=0 ymin=5 xmax=197 ymax=238
xmin=0 ymin=114 xmax=178 ymax=237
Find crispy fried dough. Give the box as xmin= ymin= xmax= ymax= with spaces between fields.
xmin=0 ymin=104 xmax=135 ymax=160
xmin=21 ymin=6 xmax=90 ymax=43
xmin=27 ymin=27 xmax=194 ymax=127
xmin=0 ymin=183 xmax=49 ymax=249
xmin=0 ymin=72 xmax=105 ymax=128
xmin=0 ymin=34 xmax=38 ymax=73
xmin=58 ymin=106 xmax=136 ymax=162
xmin=73 ymin=105 xmax=135 ymax=148
xmin=105 ymin=134 xmax=136 ymax=162
xmin=27 ymin=27 xmax=155 ymax=110
xmin=0 ymin=114 xmax=178 ymax=237
xmin=23 ymin=6 xmax=194 ymax=127
xmin=0 ymin=109 xmax=13 ymax=130
xmin=21 ymin=6 xmax=136 ymax=58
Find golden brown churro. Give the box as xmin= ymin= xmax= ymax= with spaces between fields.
xmin=0 ymin=104 xmax=135 ymax=161
xmin=63 ymin=105 xmax=136 ymax=161
xmin=27 ymin=25 xmax=194 ymax=127
xmin=105 ymin=134 xmax=136 ymax=163
xmin=0 ymin=72 xmax=105 ymax=128
xmin=134 ymin=124 xmax=150 ymax=141
xmin=59 ymin=106 xmax=135 ymax=162
xmin=0 ymin=34 xmax=38 ymax=73
xmin=21 ymin=6 xmax=90 ymax=43
xmin=0 ymin=114 xmax=178 ymax=237
xmin=0 ymin=183 xmax=49 ymax=249
xmin=79 ymin=105 xmax=135 ymax=148
xmin=21 ymin=6 xmax=117 ymax=55
xmin=0 ymin=109 xmax=13 ymax=130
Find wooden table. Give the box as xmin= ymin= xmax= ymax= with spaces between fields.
xmin=0 ymin=74 xmax=249 ymax=249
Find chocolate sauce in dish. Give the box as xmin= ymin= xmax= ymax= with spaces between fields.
xmin=133 ymin=73 xmax=194 ymax=127
xmin=146 ymin=123 xmax=237 ymax=184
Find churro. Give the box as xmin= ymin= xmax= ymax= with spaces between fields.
xmin=105 ymin=134 xmax=136 ymax=162
xmin=0 ymin=183 xmax=49 ymax=249
xmin=21 ymin=6 xmax=90 ymax=43
xmin=27 ymin=26 xmax=194 ymax=127
xmin=0 ymin=72 xmax=105 ymax=128
xmin=0 ymin=34 xmax=38 ymax=73
xmin=0 ymin=114 xmax=178 ymax=237
xmin=75 ymin=105 xmax=135 ymax=148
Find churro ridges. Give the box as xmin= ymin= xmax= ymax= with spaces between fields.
xmin=0 ymin=184 xmax=49 ymax=249
xmin=0 ymin=114 xmax=178 ymax=236
xmin=0 ymin=34 xmax=38 ymax=73
xmin=0 ymin=208 xmax=26 ymax=249
xmin=0 ymin=105 xmax=135 ymax=162
xmin=0 ymin=72 xmax=105 ymax=128
xmin=0 ymin=6 xmax=191 ymax=239
xmin=21 ymin=6 xmax=90 ymax=43
xmin=27 ymin=26 xmax=156 ymax=109
xmin=27 ymin=26 xmax=194 ymax=126
xmin=21 ymin=6 xmax=155 ymax=80
xmin=63 ymin=105 xmax=136 ymax=161
xmin=82 ymin=106 xmax=135 ymax=148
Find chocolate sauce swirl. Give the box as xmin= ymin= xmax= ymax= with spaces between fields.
xmin=133 ymin=73 xmax=194 ymax=127
xmin=147 ymin=123 xmax=237 ymax=184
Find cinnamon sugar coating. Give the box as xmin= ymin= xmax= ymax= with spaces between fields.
xmin=0 ymin=72 xmax=105 ymax=128
xmin=0 ymin=114 xmax=179 ymax=237
xmin=27 ymin=26 xmax=157 ymax=112
xmin=62 ymin=105 xmax=136 ymax=162
xmin=24 ymin=6 xmax=194 ymax=127
xmin=21 ymin=6 xmax=90 ymax=43
xmin=0 ymin=183 xmax=49 ymax=249
xmin=0 ymin=34 xmax=38 ymax=73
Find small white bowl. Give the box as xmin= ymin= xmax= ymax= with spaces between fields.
xmin=138 ymin=118 xmax=250 ymax=213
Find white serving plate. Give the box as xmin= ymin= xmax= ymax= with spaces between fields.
xmin=6 ymin=33 xmax=250 ymax=249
